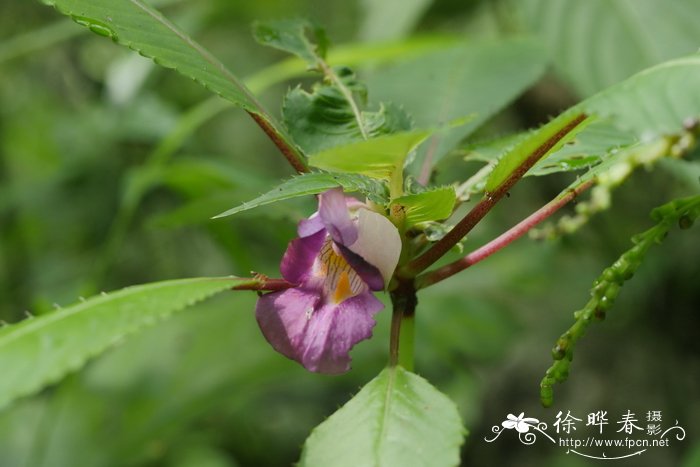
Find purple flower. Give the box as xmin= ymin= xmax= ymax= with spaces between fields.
xmin=256 ymin=188 xmax=401 ymax=374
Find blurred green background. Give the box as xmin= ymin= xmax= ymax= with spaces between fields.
xmin=1 ymin=0 xmax=699 ymax=466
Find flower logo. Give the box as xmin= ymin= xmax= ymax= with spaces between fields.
xmin=502 ymin=412 xmax=540 ymax=433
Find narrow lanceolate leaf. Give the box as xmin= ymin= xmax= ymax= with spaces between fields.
xmin=484 ymin=112 xmax=592 ymax=193
xmin=481 ymin=53 xmax=700 ymax=196
xmin=0 ymin=277 xmax=247 ymax=410
xmin=43 ymin=0 xmax=257 ymax=111
xmin=308 ymin=130 xmax=431 ymax=182
xmin=41 ymin=0 xmax=303 ymax=169
xmin=213 ymin=172 xmax=387 ymax=219
xmin=300 ymin=366 xmax=466 ymax=467
xmin=392 ymin=187 xmax=457 ymax=225
xmin=529 ymin=121 xmax=637 ymax=176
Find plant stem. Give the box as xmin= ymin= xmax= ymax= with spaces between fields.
xmin=400 ymin=113 xmax=587 ymax=277
xmin=416 ymin=179 xmax=594 ymax=289
xmin=231 ymin=276 xmax=294 ymax=291
xmin=389 ymin=280 xmax=417 ymax=370
xmin=247 ymin=111 xmax=309 ymax=174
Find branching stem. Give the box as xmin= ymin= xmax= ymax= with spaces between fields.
xmin=416 ymin=179 xmax=594 ymax=289
xmin=400 ymin=113 xmax=587 ymax=277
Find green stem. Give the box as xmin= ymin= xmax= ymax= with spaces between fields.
xmin=389 ymin=280 xmax=417 ymax=370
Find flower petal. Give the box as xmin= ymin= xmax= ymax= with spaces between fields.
xmin=336 ymin=243 xmax=384 ymax=291
xmin=515 ymin=422 xmax=531 ymax=433
xmin=255 ymin=287 xmax=383 ymax=374
xmin=298 ymin=212 xmax=325 ymax=238
xmin=348 ymin=208 xmax=401 ymax=286
xmin=318 ymin=188 xmax=358 ymax=246
xmin=502 ymin=420 xmax=517 ymax=429
xmin=280 ymin=229 xmax=326 ymax=284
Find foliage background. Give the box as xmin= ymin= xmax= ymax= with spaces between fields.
xmin=1 ymin=0 xmax=699 ymax=466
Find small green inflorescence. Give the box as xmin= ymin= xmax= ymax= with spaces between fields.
xmin=540 ymin=194 xmax=700 ymax=407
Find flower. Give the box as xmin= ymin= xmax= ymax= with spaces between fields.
xmin=502 ymin=413 xmax=540 ymax=433
xmin=255 ymin=188 xmax=401 ymax=374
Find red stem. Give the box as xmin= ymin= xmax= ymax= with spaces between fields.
xmin=232 ymin=277 xmax=294 ymax=291
xmin=415 ymin=180 xmax=594 ymax=289
xmin=400 ymin=113 xmax=587 ymax=277
xmin=247 ymin=111 xmax=309 ymax=174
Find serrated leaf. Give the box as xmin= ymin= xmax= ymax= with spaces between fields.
xmin=529 ymin=121 xmax=637 ymax=176
xmin=484 ymin=112 xmax=592 ymax=193
xmin=463 ymin=121 xmax=635 ymax=178
xmin=42 ymin=0 xmax=299 ymax=164
xmin=213 ymin=172 xmax=387 ymax=219
xmin=512 ymin=0 xmax=700 ymax=96
xmin=253 ymin=18 xmax=328 ymax=66
xmin=0 ymin=276 xmax=246 ymax=410
xmin=283 ymin=68 xmax=413 ymax=154
xmin=308 ymin=130 xmax=431 ymax=187
xmin=299 ymin=366 xmax=466 ymax=467
xmin=392 ymin=187 xmax=456 ymax=225
xmin=482 ymin=53 xmax=700 ymax=194
xmin=366 ymin=38 xmax=549 ymax=177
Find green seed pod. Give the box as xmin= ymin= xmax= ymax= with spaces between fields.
xmin=605 ymin=283 xmax=621 ymax=301
xmin=552 ymin=339 xmax=568 ymax=360
xmin=540 ymin=385 xmax=554 ymax=408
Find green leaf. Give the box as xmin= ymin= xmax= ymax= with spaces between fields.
xmin=42 ymin=0 xmax=298 ymax=162
xmin=299 ymin=366 xmax=466 ymax=467
xmin=359 ymin=0 xmax=432 ymax=42
xmin=392 ymin=187 xmax=456 ymax=225
xmin=366 ymin=38 xmax=549 ymax=177
xmin=283 ymin=68 xmax=413 ymax=154
xmin=512 ymin=0 xmax=700 ymax=96
xmin=529 ymin=121 xmax=637 ymax=176
xmin=308 ymin=130 xmax=431 ymax=194
xmin=213 ymin=172 xmax=388 ymax=219
xmin=253 ymin=18 xmax=328 ymax=66
xmin=578 ymin=54 xmax=700 ymax=138
xmin=482 ymin=53 xmax=700 ymax=196
xmin=0 ymin=276 xmax=246 ymax=410
xmin=484 ymin=112 xmax=592 ymax=193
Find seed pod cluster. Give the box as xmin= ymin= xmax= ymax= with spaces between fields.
xmin=540 ymin=194 xmax=700 ymax=407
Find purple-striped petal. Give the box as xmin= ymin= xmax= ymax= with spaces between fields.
xmin=318 ymin=188 xmax=358 ymax=246
xmin=280 ymin=229 xmax=326 ymax=284
xmin=256 ymin=287 xmax=383 ymax=373
xmin=336 ymin=243 xmax=384 ymax=291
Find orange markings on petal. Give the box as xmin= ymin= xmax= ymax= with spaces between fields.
xmin=332 ymin=271 xmax=354 ymax=304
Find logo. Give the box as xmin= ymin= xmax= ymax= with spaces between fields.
xmin=484 ymin=410 xmax=686 ymax=460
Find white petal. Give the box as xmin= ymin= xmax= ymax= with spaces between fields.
xmin=349 ymin=209 xmax=401 ymax=286
xmin=515 ymin=422 xmax=531 ymax=433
